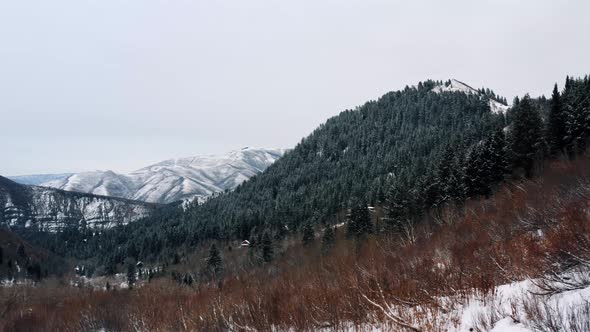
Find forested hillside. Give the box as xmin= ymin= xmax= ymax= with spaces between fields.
xmin=182 ymin=80 xmax=506 ymax=240
xmin=15 ymin=75 xmax=590 ymax=279
xmin=27 ymin=79 xmax=509 ymax=265
xmin=0 ymin=227 xmax=67 ymax=281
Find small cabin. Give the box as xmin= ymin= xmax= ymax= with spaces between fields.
xmin=240 ymin=240 xmax=250 ymax=247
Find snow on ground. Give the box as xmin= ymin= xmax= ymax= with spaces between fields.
xmin=431 ymin=79 xmax=478 ymax=95
xmin=489 ymin=99 xmax=510 ymax=114
xmin=489 ymin=318 xmax=530 ymax=332
xmin=326 ymin=270 xmax=590 ymax=331
xmin=454 ymin=274 xmax=590 ymax=331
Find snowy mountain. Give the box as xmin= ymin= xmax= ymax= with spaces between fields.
xmin=7 ymin=173 xmax=73 ymax=186
xmin=432 ymin=79 xmax=510 ymax=114
xmin=36 ymin=148 xmax=286 ymax=204
xmin=0 ymin=176 xmax=157 ymax=232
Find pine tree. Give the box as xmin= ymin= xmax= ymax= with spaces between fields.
xmin=488 ymin=129 xmax=510 ymax=183
xmin=385 ymin=182 xmax=411 ymax=232
xmin=302 ymin=221 xmax=315 ymax=246
xmin=0 ymin=246 xmax=3 ymax=265
xmin=172 ymin=252 xmax=180 ymax=265
xmin=448 ymin=162 xmax=467 ymax=202
xmin=183 ymin=273 xmax=194 ymax=286
xmin=27 ymin=263 xmax=42 ymax=281
xmin=347 ymin=200 xmax=372 ymax=237
xmin=127 ymin=263 xmax=136 ymax=289
xmin=548 ymin=84 xmax=566 ymax=155
xmin=321 ymin=225 xmax=335 ymax=254
xmin=562 ymin=77 xmax=590 ymax=155
xmin=206 ymin=243 xmax=223 ymax=274
xmin=436 ymin=146 xmax=456 ymax=204
xmin=510 ymin=95 xmax=544 ymax=178
xmin=17 ymin=244 xmax=26 ymax=263
xmin=462 ymin=130 xmax=508 ymax=199
xmin=261 ymin=231 xmax=274 ymax=263
xmin=419 ymin=173 xmax=440 ymax=208
xmin=463 ymin=145 xmax=486 ymax=198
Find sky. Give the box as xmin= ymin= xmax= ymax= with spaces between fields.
xmin=1 ymin=0 xmax=589 ymax=176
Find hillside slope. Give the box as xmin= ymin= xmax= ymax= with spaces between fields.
xmin=179 ymin=80 xmax=507 ymax=240
xmin=51 ymin=79 xmax=508 ymax=264
xmin=0 ymin=226 xmax=67 ymax=280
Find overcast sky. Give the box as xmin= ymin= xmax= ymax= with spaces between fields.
xmin=1 ymin=0 xmax=589 ymax=175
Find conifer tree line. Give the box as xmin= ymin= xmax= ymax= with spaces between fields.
xmin=383 ymin=75 xmax=590 ymax=234
xmin=17 ymin=75 xmax=590 ymax=274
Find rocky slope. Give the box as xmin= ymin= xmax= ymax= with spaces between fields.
xmin=0 ymin=176 xmax=157 ymax=232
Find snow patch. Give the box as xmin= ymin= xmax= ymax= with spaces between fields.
xmin=432 ymin=79 xmax=510 ymax=114
xmin=431 ymin=79 xmax=478 ymax=94
xmin=489 ymin=99 xmax=510 ymax=114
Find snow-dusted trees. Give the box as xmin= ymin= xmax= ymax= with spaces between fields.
xmin=301 ymin=220 xmax=315 ymax=246
xmin=206 ymin=243 xmax=223 ymax=275
xmin=127 ymin=262 xmax=136 ymax=289
xmin=347 ymin=200 xmax=373 ymax=238
xmin=563 ymin=75 xmax=590 ymax=155
xmin=463 ymin=129 xmax=509 ymax=199
xmin=510 ymin=95 xmax=545 ymax=178
xmin=385 ymin=181 xmax=413 ymax=232
xmin=436 ymin=145 xmax=466 ymax=204
xmin=548 ymin=84 xmax=567 ymax=155
xmin=321 ymin=224 xmax=335 ymax=254
xmin=261 ymin=231 xmax=274 ymax=263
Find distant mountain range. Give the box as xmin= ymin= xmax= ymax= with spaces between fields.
xmin=0 ymin=176 xmax=157 ymax=231
xmin=9 ymin=148 xmax=286 ymax=204
xmin=7 ymin=173 xmax=73 ymax=186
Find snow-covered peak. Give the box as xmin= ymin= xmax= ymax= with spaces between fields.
xmin=432 ymin=79 xmax=510 ymax=114
xmin=35 ymin=148 xmax=286 ymax=204
xmin=135 ymin=147 xmax=286 ymax=174
xmin=431 ymin=79 xmax=478 ymax=94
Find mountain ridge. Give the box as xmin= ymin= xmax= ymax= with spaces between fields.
xmin=7 ymin=173 xmax=73 ymax=186
xmin=13 ymin=148 xmax=286 ymax=204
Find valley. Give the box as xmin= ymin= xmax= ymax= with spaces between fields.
xmin=2 ymin=1 xmax=588 ymax=329
xmin=2 ymin=75 xmax=590 ymax=331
